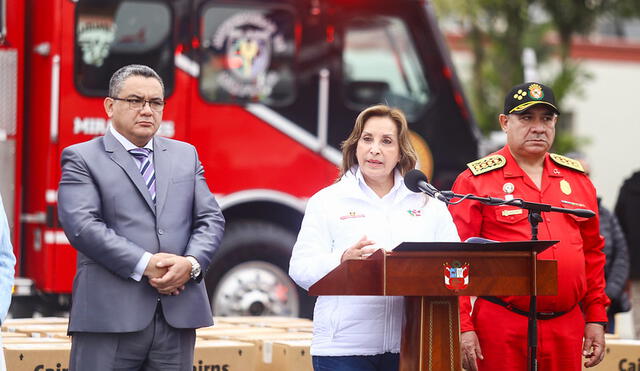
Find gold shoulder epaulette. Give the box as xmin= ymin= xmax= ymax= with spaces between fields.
xmin=550 ymin=153 xmax=584 ymax=173
xmin=466 ymin=154 xmax=506 ymax=176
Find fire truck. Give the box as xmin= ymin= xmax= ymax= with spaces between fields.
xmin=0 ymin=0 xmax=478 ymax=318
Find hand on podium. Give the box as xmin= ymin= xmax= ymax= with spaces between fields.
xmin=341 ymin=235 xmax=377 ymax=262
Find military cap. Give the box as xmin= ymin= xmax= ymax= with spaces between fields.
xmin=503 ymin=82 xmax=559 ymax=115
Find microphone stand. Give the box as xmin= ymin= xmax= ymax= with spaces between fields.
xmin=436 ymin=191 xmax=594 ymax=371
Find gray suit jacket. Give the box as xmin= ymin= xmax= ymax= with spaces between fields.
xmin=58 ymin=131 xmax=224 ymax=333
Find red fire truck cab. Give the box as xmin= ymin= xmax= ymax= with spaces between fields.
xmin=0 ymin=0 xmax=478 ymax=318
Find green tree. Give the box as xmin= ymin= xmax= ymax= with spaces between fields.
xmin=431 ymin=0 xmax=636 ymax=153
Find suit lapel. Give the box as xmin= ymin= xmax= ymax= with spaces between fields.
xmin=153 ymin=136 xmax=171 ymax=217
xmin=103 ymin=131 xmax=156 ymax=214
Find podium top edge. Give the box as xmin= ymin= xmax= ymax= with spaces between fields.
xmin=392 ymin=240 xmax=559 ymax=253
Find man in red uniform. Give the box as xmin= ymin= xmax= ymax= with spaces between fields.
xmin=449 ymin=82 xmax=608 ymax=371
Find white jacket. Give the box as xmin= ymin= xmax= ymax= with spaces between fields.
xmin=289 ymin=169 xmax=460 ymax=356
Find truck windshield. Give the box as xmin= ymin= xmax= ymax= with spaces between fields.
xmin=343 ymin=16 xmax=430 ymax=121
xmin=1 ymin=0 xmax=5 ymax=42
xmin=199 ymin=3 xmax=296 ymax=106
xmin=74 ymin=0 xmax=174 ymax=96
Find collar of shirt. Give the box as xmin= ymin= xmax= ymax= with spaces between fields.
xmin=355 ymin=166 xmax=403 ymax=206
xmin=109 ymin=125 xmax=154 ymax=152
xmin=500 ymin=146 xmax=559 ymax=178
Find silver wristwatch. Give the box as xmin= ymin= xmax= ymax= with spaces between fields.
xmin=185 ymin=256 xmax=201 ymax=280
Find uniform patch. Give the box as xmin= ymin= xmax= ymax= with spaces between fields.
xmin=560 ymin=179 xmax=572 ymax=195
xmin=528 ymin=83 xmax=544 ymax=100
xmin=503 ymin=182 xmax=515 ymax=194
xmin=513 ymin=89 xmax=527 ymax=101
xmin=467 ymin=155 xmax=506 ymax=176
xmin=339 ymin=212 xmax=365 ymax=220
xmin=550 ymin=154 xmax=584 ymax=173
xmin=561 ymin=200 xmax=586 ymax=208
xmin=502 ymin=209 xmax=523 ymax=217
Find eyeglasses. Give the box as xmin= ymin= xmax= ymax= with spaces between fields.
xmin=111 ymin=97 xmax=166 ymax=112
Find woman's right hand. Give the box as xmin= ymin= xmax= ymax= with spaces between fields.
xmin=341 ymin=235 xmax=377 ymax=262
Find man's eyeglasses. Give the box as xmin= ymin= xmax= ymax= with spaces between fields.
xmin=111 ymin=97 xmax=166 ymax=112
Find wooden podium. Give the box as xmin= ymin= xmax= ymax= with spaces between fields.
xmin=309 ymin=240 xmax=558 ymax=371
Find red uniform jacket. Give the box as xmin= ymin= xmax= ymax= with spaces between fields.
xmin=449 ymin=146 xmax=609 ymax=332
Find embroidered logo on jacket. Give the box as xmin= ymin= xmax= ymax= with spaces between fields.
xmin=407 ymin=209 xmax=422 ymax=217
xmin=339 ymin=211 xmax=365 ymax=220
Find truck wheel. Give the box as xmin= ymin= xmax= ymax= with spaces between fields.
xmin=8 ymin=297 xmax=36 ymax=318
xmin=205 ymin=221 xmax=315 ymax=318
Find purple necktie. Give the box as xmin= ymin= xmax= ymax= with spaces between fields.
xmin=129 ymin=148 xmax=156 ymax=203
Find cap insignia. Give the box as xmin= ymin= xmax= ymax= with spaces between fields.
xmin=528 ymin=83 xmax=544 ymax=100
xmin=549 ymin=154 xmax=584 ymax=173
xmin=467 ymin=154 xmax=506 ymax=176
xmin=514 ymin=89 xmax=527 ymax=101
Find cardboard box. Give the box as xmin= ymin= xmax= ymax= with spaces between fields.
xmin=214 ymin=316 xmax=307 ymax=326
xmin=2 ymin=318 xmax=68 ymax=331
xmin=5 ymin=340 xmax=255 ymax=371
xmin=197 ymin=327 xmax=286 ymax=340
xmin=193 ymin=340 xmax=256 ymax=371
xmin=3 ymin=317 xmax=68 ymax=325
xmin=583 ymin=339 xmax=640 ymax=370
xmin=49 ymin=333 xmax=71 ymax=341
xmin=195 ymin=323 xmax=245 ymax=335
xmin=261 ymin=322 xmax=314 ymax=332
xmin=231 ymin=333 xmax=313 ymax=371
xmin=11 ymin=324 xmax=69 ymax=338
xmin=4 ymin=343 xmax=71 ymax=371
xmin=268 ymin=340 xmax=312 ymax=371
xmin=1 ymin=332 xmax=28 ymax=338
xmin=234 ymin=332 xmax=313 ymax=343
xmin=3 ymin=337 xmax=69 ymax=344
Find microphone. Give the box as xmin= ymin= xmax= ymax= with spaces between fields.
xmin=404 ymin=169 xmax=450 ymax=202
xmin=568 ymin=208 xmax=596 ymax=218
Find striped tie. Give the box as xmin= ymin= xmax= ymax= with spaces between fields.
xmin=129 ymin=148 xmax=156 ymax=203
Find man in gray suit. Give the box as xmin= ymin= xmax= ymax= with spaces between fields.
xmin=58 ymin=64 xmax=225 ymax=370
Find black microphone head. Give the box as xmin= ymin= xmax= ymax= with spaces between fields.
xmin=573 ymin=209 xmax=596 ymax=218
xmin=404 ymin=169 xmax=428 ymax=193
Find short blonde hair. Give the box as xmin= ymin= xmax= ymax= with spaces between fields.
xmin=338 ymin=105 xmax=417 ymax=179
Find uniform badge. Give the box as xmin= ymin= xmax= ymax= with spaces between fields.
xmin=339 ymin=211 xmax=365 ymax=220
xmin=503 ymin=182 xmax=515 ymax=194
xmin=407 ymin=209 xmax=422 ymax=217
xmin=501 ymin=209 xmax=523 ymax=217
xmin=561 ymin=200 xmax=586 ymax=208
xmin=513 ymin=89 xmax=527 ymax=101
xmin=560 ymin=179 xmax=572 ymax=195
xmin=528 ymin=83 xmax=544 ymax=100
xmin=467 ymin=154 xmax=506 ymax=176
xmin=443 ymin=261 xmax=469 ymax=291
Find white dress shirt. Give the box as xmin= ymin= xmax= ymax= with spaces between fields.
xmin=109 ymin=125 xmax=153 ymax=281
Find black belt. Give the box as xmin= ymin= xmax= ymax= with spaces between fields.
xmin=479 ymin=296 xmax=568 ymax=320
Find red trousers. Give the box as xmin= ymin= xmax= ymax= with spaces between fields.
xmin=473 ymin=298 xmax=585 ymax=371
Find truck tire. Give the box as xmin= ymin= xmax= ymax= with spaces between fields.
xmin=8 ymin=297 xmax=36 ymax=318
xmin=205 ymin=220 xmax=315 ymax=319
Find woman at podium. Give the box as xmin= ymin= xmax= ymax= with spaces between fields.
xmin=289 ymin=105 xmax=460 ymax=371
